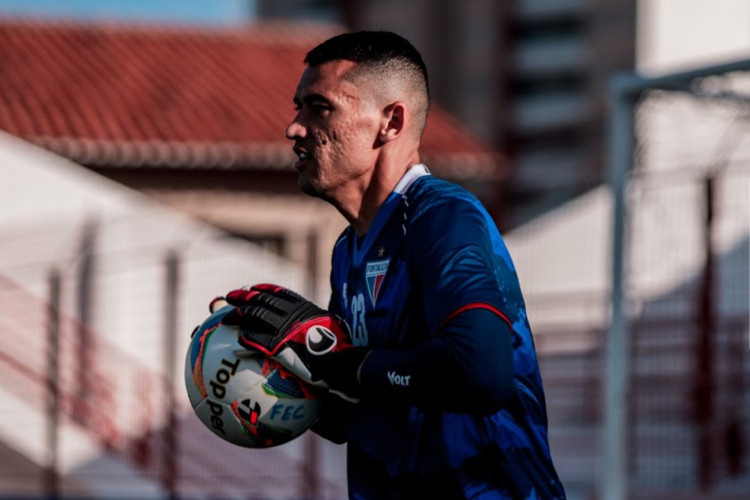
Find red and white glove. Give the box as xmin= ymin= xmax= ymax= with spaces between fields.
xmin=218 ymin=284 xmax=368 ymax=401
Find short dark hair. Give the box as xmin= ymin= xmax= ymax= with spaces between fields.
xmin=304 ymin=31 xmax=430 ymax=100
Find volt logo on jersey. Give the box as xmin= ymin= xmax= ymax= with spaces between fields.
xmin=387 ymin=371 xmax=411 ymax=387
xmin=365 ymin=259 xmax=390 ymax=306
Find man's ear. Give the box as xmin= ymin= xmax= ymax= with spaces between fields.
xmin=378 ymin=102 xmax=406 ymax=144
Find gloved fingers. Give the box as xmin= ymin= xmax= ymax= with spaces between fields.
xmin=236 ymin=330 xmax=278 ymax=355
xmin=209 ymin=297 xmax=228 ymax=313
xmin=249 ymin=291 xmax=296 ymax=316
xmin=227 ymin=284 xmax=309 ymax=313
xmin=250 ymin=283 xmax=287 ymax=294
xmin=226 ymin=289 xmax=298 ymax=321
xmin=252 ymin=283 xmax=306 ymax=304
xmin=225 ymin=288 xmax=261 ymax=305
xmin=222 ymin=304 xmax=289 ymax=337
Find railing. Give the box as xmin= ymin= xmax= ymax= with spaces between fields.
xmin=0 ymin=267 xmax=346 ymax=499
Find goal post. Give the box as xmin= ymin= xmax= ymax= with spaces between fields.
xmin=604 ymin=57 xmax=750 ymax=500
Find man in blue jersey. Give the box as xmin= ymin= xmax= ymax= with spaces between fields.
xmin=221 ymin=31 xmax=565 ymax=499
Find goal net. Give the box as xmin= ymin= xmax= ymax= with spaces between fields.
xmin=607 ymin=59 xmax=750 ymax=496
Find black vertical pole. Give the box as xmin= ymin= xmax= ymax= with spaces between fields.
xmin=602 ymin=75 xmax=636 ymax=500
xmin=493 ymin=0 xmax=513 ymax=229
xmin=724 ymin=323 xmax=745 ymax=476
xmin=697 ymin=175 xmax=716 ymax=490
xmin=76 ymin=220 xmax=96 ymax=423
xmin=46 ymin=269 xmax=61 ymax=499
xmin=303 ymin=229 xmax=320 ymax=500
xmin=164 ymin=251 xmax=180 ymax=500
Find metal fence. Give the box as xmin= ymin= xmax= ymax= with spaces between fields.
xmin=0 ymin=208 xmax=346 ymax=499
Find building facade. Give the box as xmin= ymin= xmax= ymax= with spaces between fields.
xmin=257 ymin=0 xmax=636 ymax=227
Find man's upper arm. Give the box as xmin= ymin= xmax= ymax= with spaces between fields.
xmin=411 ymin=198 xmax=508 ymax=332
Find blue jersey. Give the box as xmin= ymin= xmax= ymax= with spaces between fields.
xmin=326 ymin=165 xmax=565 ymax=499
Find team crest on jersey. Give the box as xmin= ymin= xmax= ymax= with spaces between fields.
xmin=365 ymin=259 xmax=390 ymax=306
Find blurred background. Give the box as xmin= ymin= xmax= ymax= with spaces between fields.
xmin=0 ymin=0 xmax=748 ymax=499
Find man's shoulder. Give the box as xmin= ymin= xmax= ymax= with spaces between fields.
xmin=406 ymin=175 xmax=484 ymax=220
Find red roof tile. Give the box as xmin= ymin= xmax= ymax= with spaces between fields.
xmin=0 ymin=19 xmax=505 ymax=179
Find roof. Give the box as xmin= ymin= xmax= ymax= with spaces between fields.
xmin=0 ymin=19 xmax=505 ymax=179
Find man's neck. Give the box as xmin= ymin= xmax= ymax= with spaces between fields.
xmin=337 ymin=170 xmax=403 ymax=236
xmin=340 ymin=162 xmax=429 ymax=236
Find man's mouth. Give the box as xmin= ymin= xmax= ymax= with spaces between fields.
xmin=293 ymin=148 xmax=312 ymax=169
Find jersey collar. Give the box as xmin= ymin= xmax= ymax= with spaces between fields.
xmin=352 ymin=163 xmax=431 ymax=264
xmin=394 ymin=163 xmax=430 ymax=194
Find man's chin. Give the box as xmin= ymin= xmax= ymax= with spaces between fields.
xmin=298 ymin=177 xmax=323 ymax=198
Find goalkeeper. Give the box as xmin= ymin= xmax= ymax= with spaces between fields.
xmin=220 ymin=31 xmax=566 ymax=499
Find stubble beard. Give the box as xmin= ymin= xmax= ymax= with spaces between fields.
xmin=297 ymin=168 xmax=327 ymax=200
xmin=298 ymin=169 xmax=342 ymax=209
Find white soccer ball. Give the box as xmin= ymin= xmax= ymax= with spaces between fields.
xmin=185 ymin=306 xmax=322 ymax=448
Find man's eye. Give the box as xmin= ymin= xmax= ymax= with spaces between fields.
xmin=312 ymin=104 xmax=330 ymax=114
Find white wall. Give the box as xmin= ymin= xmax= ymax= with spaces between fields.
xmin=637 ymin=0 xmax=750 ymax=74
xmin=0 ymin=132 xmax=341 ymax=498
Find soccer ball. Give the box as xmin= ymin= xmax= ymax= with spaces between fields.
xmin=185 ymin=305 xmax=322 ymax=448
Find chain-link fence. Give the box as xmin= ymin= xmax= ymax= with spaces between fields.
xmin=0 ymin=202 xmax=347 ymax=499
xmin=604 ymin=60 xmax=750 ymax=499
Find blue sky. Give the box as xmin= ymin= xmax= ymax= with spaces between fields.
xmin=0 ymin=0 xmax=255 ymax=25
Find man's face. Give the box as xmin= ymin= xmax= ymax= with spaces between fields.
xmin=286 ymin=60 xmax=381 ymax=199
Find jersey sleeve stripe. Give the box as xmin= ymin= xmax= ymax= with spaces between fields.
xmin=436 ymin=302 xmax=513 ymax=335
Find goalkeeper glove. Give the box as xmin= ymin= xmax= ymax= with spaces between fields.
xmin=218 ymin=284 xmax=369 ymax=402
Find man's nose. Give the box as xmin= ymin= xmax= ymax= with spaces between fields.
xmin=286 ymin=119 xmax=306 ymax=140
